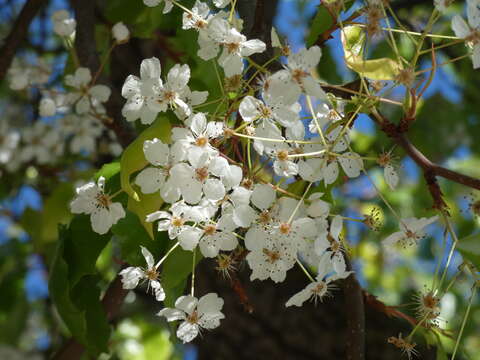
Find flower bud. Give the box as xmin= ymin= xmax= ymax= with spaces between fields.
xmin=39 ymin=98 xmax=56 ymax=117
xmin=112 ymin=22 xmax=130 ymax=44
xmin=51 ymin=10 xmax=76 ymax=37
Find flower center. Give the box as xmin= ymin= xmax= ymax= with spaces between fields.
xmin=203 ymin=224 xmax=216 ymax=236
xmin=291 ymin=68 xmax=308 ymax=84
xmin=226 ymin=42 xmax=240 ymax=54
xmin=172 ymin=216 xmax=184 ymax=227
xmin=145 ymin=268 xmax=159 ymax=281
xmin=195 ymin=167 xmax=209 ymax=182
xmin=95 ymin=193 xmax=111 ymax=209
xmin=263 ymin=248 xmax=280 ymax=263
xmin=279 ymin=222 xmax=291 ymax=235
xmin=187 ymin=310 xmax=199 ymax=324
xmin=276 ymin=150 xmax=289 ymax=161
xmin=259 ymin=104 xmax=272 ymax=120
xmin=258 ymin=210 xmax=272 ymax=225
xmin=195 ymin=136 xmax=208 ymax=147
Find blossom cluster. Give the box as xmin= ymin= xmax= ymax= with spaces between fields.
xmin=53 ymin=0 xmax=472 ymax=349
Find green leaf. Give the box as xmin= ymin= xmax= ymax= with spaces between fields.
xmin=48 ymin=215 xmax=111 ymax=355
xmin=306 ymin=1 xmax=355 ymax=47
xmin=341 ymin=25 xmax=402 ymax=80
xmin=127 ymin=190 xmax=163 ymax=239
xmin=112 ymin=211 xmax=166 ymax=267
xmin=161 ymin=247 xmax=202 ymax=307
xmin=457 ymin=233 xmax=480 ymax=269
xmin=63 ymin=215 xmax=112 ymax=285
xmin=307 ymin=5 xmax=334 ymax=47
xmin=120 ymin=118 xmax=171 ymax=202
xmin=20 ymin=182 xmax=74 ymax=253
xmin=95 ymin=161 xmax=121 ymax=182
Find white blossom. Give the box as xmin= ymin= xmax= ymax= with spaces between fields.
xmin=269 ymin=46 xmax=326 ymax=101
xmin=383 ymin=216 xmax=439 ymax=250
xmin=121 ymin=57 xmax=164 ymax=124
xmin=112 ymin=22 xmax=130 ymax=43
xmin=158 ymin=293 xmax=225 ymax=343
xmin=0 ymin=121 xmax=20 ymax=164
xmin=119 ymin=246 xmax=166 ymax=301
xmin=451 ymin=0 xmax=480 ymax=69
xmin=51 ymin=10 xmax=76 ymax=37
xmin=65 ymin=68 xmax=111 ymax=114
xmin=70 ymin=176 xmax=126 ymax=234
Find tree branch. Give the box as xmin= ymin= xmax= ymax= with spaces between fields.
xmin=0 ymin=0 xmax=49 ymax=83
xmin=344 ymin=257 xmax=366 ymax=360
xmin=372 ymin=110 xmax=480 ymax=210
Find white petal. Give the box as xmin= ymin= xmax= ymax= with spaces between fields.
xmin=141 ymin=246 xmax=155 ymax=269
xmin=203 ymin=178 xmax=226 ymax=201
xmin=141 ymin=57 xmax=161 ymax=80
xmin=143 ymin=138 xmax=169 ymax=166
xmin=135 ymin=167 xmax=165 ymax=193
xmin=178 ymin=227 xmax=202 ymax=251
xmin=251 ymin=183 xmax=275 ymax=210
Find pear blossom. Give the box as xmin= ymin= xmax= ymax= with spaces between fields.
xmin=153 ymin=64 xmax=193 ymax=117
xmin=67 ymin=115 xmax=103 ymax=154
xmin=178 ymin=222 xmax=238 ymax=256
xmin=134 ymin=138 xmax=183 ymax=203
xmin=0 ymin=121 xmax=20 ymax=164
xmin=121 ymin=57 xmax=164 ymax=124
xmin=269 ymin=46 xmax=326 ymax=100
xmin=314 ymin=215 xmax=349 ymax=275
xmin=285 ymin=253 xmax=351 ymax=307
xmin=112 ymin=22 xmax=130 ymax=43
xmin=239 ymin=94 xmax=301 ymax=128
xmin=208 ymin=18 xmax=266 ymax=76
xmin=65 ymin=68 xmax=111 ymax=114
xmin=51 ymin=10 xmax=76 ymax=37
xmin=8 ymin=58 xmax=50 ymax=90
xmin=383 ymin=216 xmax=439 ymax=249
xmin=70 ymin=176 xmax=126 ymax=234
xmin=119 ymin=246 xmax=166 ymax=301
xmin=146 ymin=201 xmax=196 ymax=239
xmin=158 ymin=293 xmax=225 ymax=343
xmin=451 ymin=0 xmax=480 ymax=69
xmin=20 ymin=122 xmax=60 ymax=164
xmin=172 ymin=113 xmax=223 ymax=160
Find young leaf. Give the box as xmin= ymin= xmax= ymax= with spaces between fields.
xmin=341 ymin=25 xmax=402 ymax=80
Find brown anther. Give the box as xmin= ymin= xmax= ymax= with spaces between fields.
xmin=263 ymin=248 xmax=281 ymax=263
xmin=172 ymin=216 xmax=184 ymax=227
xmin=195 ymin=136 xmax=208 ymax=147
xmin=259 ymin=104 xmax=272 ymax=119
xmin=187 ymin=310 xmax=199 ymax=324
xmin=145 ymin=268 xmax=159 ymax=281
xmin=258 ymin=210 xmax=271 ymax=224
xmin=277 ymin=150 xmax=289 ymax=161
xmin=279 ymin=222 xmax=291 ymax=235
xmin=195 ymin=167 xmax=209 ymax=182
xmin=95 ymin=193 xmax=111 ymax=208
xmin=226 ymin=42 xmax=240 ymax=54
xmin=241 ymin=178 xmax=253 ymax=189
xmin=203 ymin=224 xmax=216 ymax=236
xmin=292 ymin=68 xmax=308 ymax=84
xmin=395 ymin=68 xmax=416 ymax=88
xmin=223 ymin=127 xmax=235 ymax=138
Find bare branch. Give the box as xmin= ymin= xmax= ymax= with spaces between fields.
xmin=0 ymin=0 xmax=49 ymax=83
